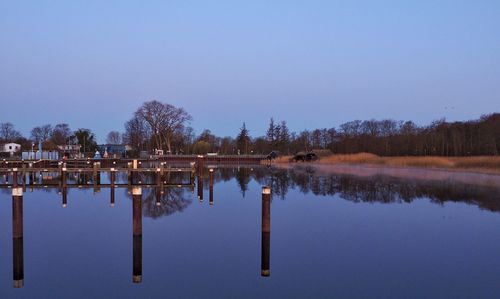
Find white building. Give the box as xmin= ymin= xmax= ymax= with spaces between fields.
xmin=1 ymin=143 xmax=21 ymax=156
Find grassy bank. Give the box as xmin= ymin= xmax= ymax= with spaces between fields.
xmin=274 ymin=153 xmax=500 ymax=171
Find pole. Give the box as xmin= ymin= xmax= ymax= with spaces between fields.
xmin=132 ymin=187 xmax=142 ymax=283
xmin=12 ymin=177 xmax=24 ymax=288
xmin=261 ymin=186 xmax=271 ymax=277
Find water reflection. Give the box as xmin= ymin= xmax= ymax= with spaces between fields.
xmin=221 ymin=166 xmax=500 ymax=213
xmin=142 ymin=187 xmax=192 ymax=219
xmin=2 ymin=165 xmax=500 ymax=290
xmin=209 ymin=168 xmax=214 ymax=206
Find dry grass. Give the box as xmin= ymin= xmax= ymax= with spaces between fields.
xmin=319 ymin=153 xmax=383 ymax=164
xmin=277 ymin=152 xmax=500 ymax=171
xmin=385 ymin=156 xmax=456 ymax=168
xmin=451 ymin=156 xmax=500 ymax=169
xmin=273 ymin=155 xmax=294 ymax=163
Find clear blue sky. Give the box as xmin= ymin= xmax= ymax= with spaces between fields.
xmin=1 ymin=0 xmax=499 ymax=142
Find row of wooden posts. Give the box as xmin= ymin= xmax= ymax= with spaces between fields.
xmin=7 ymin=168 xmax=272 ymax=288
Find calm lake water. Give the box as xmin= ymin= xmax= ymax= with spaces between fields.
xmin=1 ymin=165 xmax=500 ymax=299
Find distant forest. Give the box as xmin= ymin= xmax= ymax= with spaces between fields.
xmin=1 ymin=100 xmax=499 ymax=157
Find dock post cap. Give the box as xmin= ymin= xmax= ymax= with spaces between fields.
xmin=12 ymin=167 xmax=18 ymax=171
xmin=62 ymin=203 xmax=67 ymax=208
xmin=261 ymin=270 xmax=270 ymax=277
xmin=132 ymin=275 xmax=142 ymax=283
xmin=209 ymin=168 xmax=214 ymax=172
xmin=12 ymin=187 xmax=23 ymax=197
xmin=110 ymin=167 xmax=115 ymax=172
xmin=132 ymin=187 xmax=142 ymax=196
xmin=262 ymin=186 xmax=271 ymax=194
xmin=13 ymin=279 xmax=24 ymax=288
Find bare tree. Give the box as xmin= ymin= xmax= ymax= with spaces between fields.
xmin=124 ymin=115 xmax=150 ymax=151
xmin=0 ymin=122 xmax=22 ymax=142
xmin=51 ymin=123 xmax=72 ymax=145
xmin=31 ymin=124 xmax=52 ymax=142
xmin=135 ymin=100 xmax=192 ymax=153
xmin=106 ymin=131 xmax=122 ymax=144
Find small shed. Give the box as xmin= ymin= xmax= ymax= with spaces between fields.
xmin=1 ymin=143 xmax=21 ymax=156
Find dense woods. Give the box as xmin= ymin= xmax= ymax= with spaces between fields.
xmin=122 ymin=109 xmax=500 ymax=157
xmin=1 ymin=100 xmax=498 ymax=157
xmin=310 ymin=114 xmax=500 ymax=156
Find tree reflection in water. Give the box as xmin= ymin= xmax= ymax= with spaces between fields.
xmin=229 ymin=166 xmax=500 ymax=213
xmin=1 ymin=166 xmax=499 ymax=216
xmin=142 ymin=187 xmax=192 ymax=219
xmin=135 ymin=171 xmax=193 ymax=219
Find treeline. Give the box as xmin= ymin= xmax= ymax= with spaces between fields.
xmin=1 ymin=99 xmax=499 ymax=157
xmin=0 ymin=122 xmax=102 ymax=154
xmin=123 ymin=101 xmax=499 ymax=156
xmin=323 ymin=115 xmax=500 ymax=156
xmin=253 ymin=113 xmax=499 ymax=156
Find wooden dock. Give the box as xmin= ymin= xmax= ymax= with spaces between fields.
xmin=0 ymin=155 xmax=266 ymax=170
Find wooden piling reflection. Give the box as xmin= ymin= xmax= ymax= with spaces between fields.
xmin=209 ymin=169 xmax=214 ymax=206
xmin=93 ymin=165 xmax=101 ymax=193
xmin=156 ymin=168 xmax=162 ymax=206
xmin=61 ymin=166 xmax=67 ymax=207
xmin=132 ymin=187 xmax=142 ymax=283
xmin=197 ymin=172 xmax=204 ymax=202
xmin=62 ymin=186 xmax=68 ymax=208
xmin=261 ymin=186 xmax=271 ymax=277
xmin=12 ymin=180 xmax=24 ymax=288
xmin=110 ymin=169 xmax=116 ymax=207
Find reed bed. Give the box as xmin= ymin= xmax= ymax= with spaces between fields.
xmin=276 ymin=152 xmax=500 ymax=171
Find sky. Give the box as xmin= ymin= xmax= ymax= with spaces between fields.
xmin=0 ymin=0 xmax=499 ymax=143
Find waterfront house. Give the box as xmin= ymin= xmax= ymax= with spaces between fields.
xmin=98 ymin=144 xmax=132 ymax=158
xmin=0 ymin=143 xmax=21 ymax=157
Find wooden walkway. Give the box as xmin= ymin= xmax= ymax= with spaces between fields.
xmin=0 ymin=155 xmax=267 ymax=170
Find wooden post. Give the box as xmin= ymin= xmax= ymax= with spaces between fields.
xmin=93 ymin=162 xmax=100 ymax=193
xmin=261 ymin=186 xmax=271 ymax=277
xmin=156 ymin=167 xmax=161 ymax=186
xmin=12 ymin=184 xmax=24 ymax=288
xmin=22 ymin=163 xmax=26 ymax=192
xmin=132 ymin=187 xmax=142 ymax=283
xmin=12 ymin=168 xmax=18 ymax=189
xmin=127 ymin=162 xmax=132 ymax=186
xmin=209 ymin=168 xmax=214 ymax=206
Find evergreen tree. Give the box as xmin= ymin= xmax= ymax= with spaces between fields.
xmin=279 ymin=121 xmax=290 ymax=153
xmin=236 ymin=122 xmax=251 ymax=154
xmin=266 ymin=118 xmax=276 ymax=144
